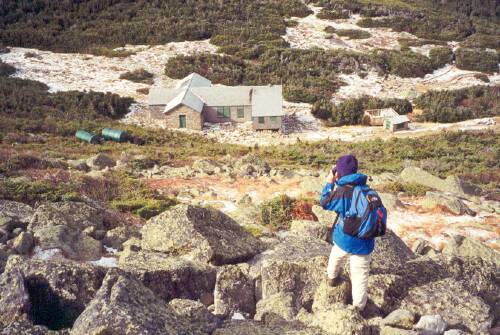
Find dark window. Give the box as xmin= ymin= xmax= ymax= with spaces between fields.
xmin=237 ymin=106 xmax=245 ymax=118
xmin=258 ymin=117 xmax=265 ymax=124
xmin=179 ymin=115 xmax=186 ymax=128
xmin=217 ymin=106 xmax=230 ymax=118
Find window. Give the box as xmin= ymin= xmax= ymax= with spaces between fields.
xmin=270 ymin=116 xmax=278 ymax=123
xmin=237 ymin=106 xmax=245 ymax=118
xmin=216 ymin=106 xmax=230 ymax=118
xmin=258 ymin=117 xmax=265 ymax=124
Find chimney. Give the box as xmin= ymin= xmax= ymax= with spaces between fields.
xmin=249 ymin=88 xmax=253 ymax=103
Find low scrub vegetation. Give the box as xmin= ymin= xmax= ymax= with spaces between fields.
xmin=312 ymin=96 xmax=412 ymax=126
xmin=119 ymin=68 xmax=154 ymax=85
xmin=428 ymin=46 xmax=454 ymax=69
xmin=455 ymin=48 xmax=498 ymax=73
xmin=329 ymin=28 xmax=372 ymax=40
xmin=258 ymin=195 xmax=317 ymax=231
xmin=415 ymin=86 xmax=500 ymax=123
xmin=111 ymin=198 xmax=178 ymax=219
xmin=0 ymin=60 xmax=15 ymax=77
xmin=0 ymin=0 xmax=310 ymax=53
xmin=378 ymin=181 xmax=432 ymax=197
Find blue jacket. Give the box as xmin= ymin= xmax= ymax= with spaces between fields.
xmin=320 ymin=173 xmax=375 ymax=255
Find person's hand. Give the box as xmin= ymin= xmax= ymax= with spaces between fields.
xmin=326 ymin=169 xmax=335 ymax=183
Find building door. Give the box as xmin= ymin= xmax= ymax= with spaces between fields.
xmin=179 ymin=115 xmax=186 ymax=128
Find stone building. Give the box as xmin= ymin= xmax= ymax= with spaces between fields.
xmin=148 ymin=73 xmax=283 ymax=131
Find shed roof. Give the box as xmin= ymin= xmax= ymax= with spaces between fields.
xmin=164 ymin=89 xmax=204 ymax=114
xmin=251 ymin=85 xmax=283 ymax=117
xmin=388 ymin=115 xmax=410 ymax=124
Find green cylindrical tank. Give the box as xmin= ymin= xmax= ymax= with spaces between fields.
xmin=75 ymin=130 xmax=100 ymax=144
xmin=101 ymin=128 xmax=129 ymax=142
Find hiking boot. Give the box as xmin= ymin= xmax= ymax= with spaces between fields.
xmin=327 ymin=276 xmax=341 ymax=287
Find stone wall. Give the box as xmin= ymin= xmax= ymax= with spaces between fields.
xmin=252 ymin=116 xmax=282 ymax=130
xmin=149 ymin=105 xmax=203 ymax=130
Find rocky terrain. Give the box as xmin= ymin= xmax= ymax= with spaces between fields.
xmin=0 ymin=150 xmax=499 ymax=334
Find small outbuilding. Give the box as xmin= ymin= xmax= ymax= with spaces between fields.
xmin=384 ymin=115 xmax=410 ymax=132
xmin=362 ymin=108 xmax=399 ymax=126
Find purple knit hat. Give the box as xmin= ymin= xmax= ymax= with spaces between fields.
xmin=336 ymin=154 xmax=358 ymax=177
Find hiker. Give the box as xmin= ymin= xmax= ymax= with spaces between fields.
xmin=320 ymin=154 xmax=387 ymax=312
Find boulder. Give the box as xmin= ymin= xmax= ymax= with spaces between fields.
xmin=311 ymin=205 xmax=337 ymax=227
xmin=3 ymin=256 xmax=106 ymax=331
xmin=400 ymin=167 xmax=464 ymax=195
xmin=400 ymin=278 xmax=492 ymax=333
xmin=370 ymin=173 xmax=399 ymax=187
xmin=233 ymin=154 xmax=271 ymax=177
xmin=168 ymin=299 xmax=220 ymax=334
xmin=442 ymin=235 xmax=500 ymax=264
xmin=29 ymin=201 xmax=104 ymax=232
xmin=85 ymin=153 xmax=116 ymax=171
xmin=311 ymin=279 xmax=351 ymax=313
xmin=422 ymin=192 xmax=474 ymax=215
xmin=141 ymin=204 xmax=263 ymax=265
xmin=381 ymin=309 xmax=416 ymax=330
xmin=118 ymin=249 xmax=216 ymax=303
xmin=0 ymin=200 xmax=34 ymax=225
xmin=289 ymin=220 xmax=329 ymax=241
xmin=367 ymin=274 xmax=404 ymax=315
xmin=102 ymin=225 xmax=140 ymax=251
xmin=67 ymin=159 xmax=89 ymax=172
xmin=414 ymin=315 xmax=447 ymax=335
xmin=70 ymin=270 xmax=206 ymax=335
xmin=380 ymin=326 xmax=417 ymax=335
xmin=371 ymin=229 xmax=416 ymax=272
xmin=379 ymin=193 xmax=404 ymax=212
xmin=193 ymin=159 xmax=222 ymax=175
xmin=254 ymin=292 xmax=297 ymax=322
xmin=0 ymin=267 xmax=30 ymax=325
xmin=0 ymin=319 xmax=52 ymax=335
xmin=255 ymin=236 xmax=330 ymax=311
xmin=443 ymin=330 xmax=468 ymax=335
xmin=296 ymin=304 xmax=371 ymax=335
xmin=213 ymin=319 xmax=326 ymax=335
xmin=299 ymin=177 xmax=324 ymax=195
xmin=214 ymin=264 xmax=255 ymax=317
xmin=12 ymin=231 xmax=34 ymax=255
xmin=257 ymin=237 xmax=331 ymax=309
xmin=33 ymin=225 xmax=102 ymax=261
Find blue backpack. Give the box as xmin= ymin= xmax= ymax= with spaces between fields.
xmin=342 ymin=185 xmax=387 ymax=240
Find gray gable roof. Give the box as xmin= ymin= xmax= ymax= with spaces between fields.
xmin=164 ymin=89 xmax=204 ymax=114
xmin=148 ymin=73 xmax=283 ymax=117
xmin=176 ymin=73 xmax=212 ymax=89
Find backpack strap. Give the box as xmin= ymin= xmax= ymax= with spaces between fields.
xmin=320 ymin=184 xmax=354 ymax=208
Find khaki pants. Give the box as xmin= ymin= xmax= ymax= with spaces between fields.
xmin=326 ymin=244 xmax=371 ymax=309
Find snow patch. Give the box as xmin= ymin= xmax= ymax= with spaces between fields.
xmin=32 ymin=247 xmax=65 ymax=261
xmin=90 ymin=257 xmax=118 ymax=268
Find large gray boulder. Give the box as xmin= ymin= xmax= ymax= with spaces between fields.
xmin=86 ymin=153 xmax=116 ymax=171
xmin=141 ymin=204 xmax=263 ymax=265
xmin=2 ymin=256 xmax=106 ymax=331
xmin=168 ymin=299 xmax=221 ymax=334
xmin=442 ymin=235 xmax=500 ymax=265
xmin=289 ymin=220 xmax=329 ymax=241
xmin=371 ymin=230 xmax=416 ymax=272
xmin=214 ymin=264 xmax=255 ymax=317
xmin=70 ymin=270 xmax=207 ymax=335
xmin=400 ymin=167 xmax=464 ymax=195
xmin=0 ymin=200 xmax=34 ymax=225
xmin=213 ymin=319 xmax=326 ymax=335
xmin=422 ymin=191 xmax=474 ymax=215
xmin=33 ymin=225 xmax=102 ymax=261
xmin=118 ymin=249 xmax=216 ymax=303
xmin=400 ymin=278 xmax=492 ymax=333
xmin=0 ymin=267 xmax=30 ymax=326
xmin=29 ymin=201 xmax=104 ymax=232
xmin=252 ymin=236 xmax=330 ymax=310
xmin=311 ymin=280 xmax=351 ymax=313
xmin=296 ymin=304 xmax=371 ymax=335
xmin=381 ymin=309 xmax=416 ymax=330
xmin=254 ymin=292 xmax=297 ymax=322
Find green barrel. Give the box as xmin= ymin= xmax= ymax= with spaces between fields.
xmin=101 ymin=128 xmax=129 ymax=142
xmin=75 ymin=130 xmax=100 ymax=144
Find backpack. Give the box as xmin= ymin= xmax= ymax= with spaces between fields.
xmin=342 ymin=185 xmax=387 ymax=240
